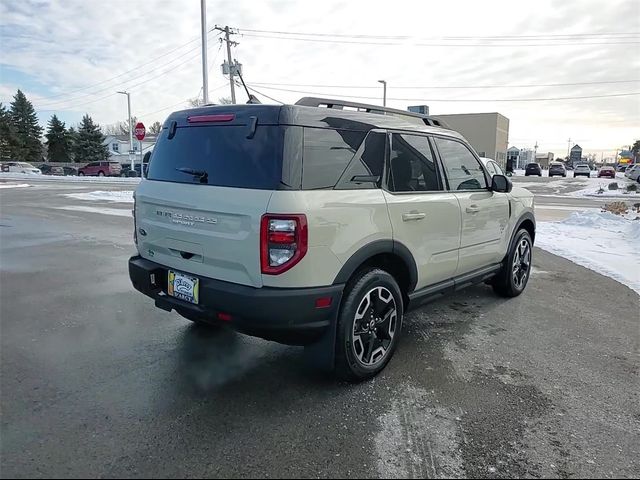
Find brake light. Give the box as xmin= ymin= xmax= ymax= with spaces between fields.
xmin=260 ymin=214 xmax=308 ymax=275
xmin=187 ymin=114 xmax=235 ymax=123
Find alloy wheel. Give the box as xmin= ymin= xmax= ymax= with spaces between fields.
xmin=352 ymin=286 xmax=398 ymax=367
xmin=512 ymin=237 xmax=532 ymax=290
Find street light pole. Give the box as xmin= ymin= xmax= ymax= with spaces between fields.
xmin=200 ymin=0 xmax=209 ymax=104
xmin=378 ymin=80 xmax=387 ymax=107
xmin=117 ymin=91 xmax=134 ymax=169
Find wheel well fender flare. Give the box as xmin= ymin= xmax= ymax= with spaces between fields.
xmin=509 ymin=212 xmax=536 ymax=253
xmin=332 ymin=240 xmax=418 ymax=293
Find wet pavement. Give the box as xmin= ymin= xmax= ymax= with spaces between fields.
xmin=1 ymin=182 xmax=638 ymax=478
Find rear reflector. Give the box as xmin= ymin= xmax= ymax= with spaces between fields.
xmin=315 ymin=297 xmax=332 ymax=309
xmin=217 ymin=312 xmax=232 ymax=322
xmin=188 ymin=114 xmax=235 ymax=123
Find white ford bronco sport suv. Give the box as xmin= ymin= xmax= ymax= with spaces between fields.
xmin=129 ymin=97 xmax=535 ymax=381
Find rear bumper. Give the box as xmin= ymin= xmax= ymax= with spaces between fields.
xmin=128 ymin=256 xmax=343 ymax=345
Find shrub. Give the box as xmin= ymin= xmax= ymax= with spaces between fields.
xmin=608 ymin=182 xmax=619 ymax=190
xmin=602 ymin=202 xmax=628 ymax=215
xmin=627 ymin=183 xmax=638 ymax=192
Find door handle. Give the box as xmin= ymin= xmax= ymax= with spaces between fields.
xmin=402 ymin=212 xmax=426 ymax=221
xmin=466 ymin=205 xmax=481 ymax=214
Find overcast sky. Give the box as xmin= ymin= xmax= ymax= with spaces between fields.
xmin=1 ymin=0 xmax=638 ymax=158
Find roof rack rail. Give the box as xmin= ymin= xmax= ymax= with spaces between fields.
xmin=295 ymin=97 xmax=449 ymax=129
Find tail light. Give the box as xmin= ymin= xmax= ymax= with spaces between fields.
xmin=132 ymin=192 xmax=138 ymax=245
xmin=260 ymin=214 xmax=308 ymax=275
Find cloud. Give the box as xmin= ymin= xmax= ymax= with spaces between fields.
xmin=1 ymin=0 xmax=638 ymax=156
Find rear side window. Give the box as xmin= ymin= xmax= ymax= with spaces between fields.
xmin=388 ymin=134 xmax=441 ymax=192
xmin=302 ymin=128 xmax=366 ymax=189
xmin=336 ymin=131 xmax=386 ymax=189
xmin=435 ymin=137 xmax=488 ymax=191
xmin=147 ymin=125 xmax=282 ymax=189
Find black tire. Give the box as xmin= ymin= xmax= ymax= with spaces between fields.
xmin=334 ymin=268 xmax=404 ymax=382
xmin=492 ymin=229 xmax=533 ymax=298
xmin=98 ymin=171 xmax=105 ymax=177
xmin=78 ymin=172 xmax=84 ymax=176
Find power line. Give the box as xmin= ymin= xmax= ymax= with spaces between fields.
xmin=32 ymin=35 xmax=205 ymax=102
xmin=239 ymin=27 xmax=640 ymax=41
xmin=250 ymin=79 xmax=640 ymax=90
xmin=241 ymin=33 xmax=640 ymax=47
xmin=243 ymin=84 xmax=640 ymax=102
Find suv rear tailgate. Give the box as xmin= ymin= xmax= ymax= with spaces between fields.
xmin=136 ymin=181 xmax=272 ymax=287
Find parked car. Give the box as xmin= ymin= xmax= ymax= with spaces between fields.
xmin=1 ymin=162 xmax=42 ymax=174
xmin=616 ymin=164 xmax=628 ymax=172
xmin=120 ymin=162 xmax=149 ymax=177
xmin=573 ymin=163 xmax=591 ymax=178
xmin=624 ymin=164 xmax=640 ymax=182
xmin=77 ymin=161 xmax=122 ymax=177
xmin=129 ymin=99 xmax=536 ymax=381
xmin=597 ymin=166 xmax=616 ymax=179
xmin=548 ymin=162 xmax=567 ymax=177
xmin=525 ymin=163 xmax=542 ymax=176
xmin=479 ymin=157 xmax=505 ymax=177
xmin=62 ymin=166 xmax=78 ymax=176
xmin=39 ymin=164 xmax=64 ymax=176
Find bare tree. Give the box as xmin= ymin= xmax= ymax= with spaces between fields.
xmin=103 ymin=116 xmax=138 ymax=136
xmin=148 ymin=121 xmax=162 ymax=135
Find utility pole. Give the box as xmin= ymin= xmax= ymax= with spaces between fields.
xmin=117 ymin=91 xmax=134 ymax=169
xmin=214 ymin=25 xmax=238 ymax=104
xmin=200 ymin=0 xmax=209 ymax=104
xmin=567 ymin=137 xmax=571 ymax=160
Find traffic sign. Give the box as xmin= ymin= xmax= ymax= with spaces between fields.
xmin=135 ymin=122 xmax=146 ymax=141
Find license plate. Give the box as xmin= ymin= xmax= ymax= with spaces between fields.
xmin=167 ymin=270 xmax=199 ymax=304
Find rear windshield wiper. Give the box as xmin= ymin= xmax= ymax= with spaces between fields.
xmin=175 ymin=167 xmax=208 ymax=183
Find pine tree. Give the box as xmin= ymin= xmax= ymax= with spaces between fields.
xmin=73 ymin=114 xmax=109 ymax=164
xmin=9 ymin=90 xmax=43 ymax=162
xmin=0 ymin=103 xmax=19 ymax=161
xmin=67 ymin=126 xmax=78 ymax=162
xmin=45 ymin=114 xmax=71 ymax=162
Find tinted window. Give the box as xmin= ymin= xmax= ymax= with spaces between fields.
xmin=303 ymin=128 xmax=366 ymax=189
xmin=389 ymin=134 xmax=441 ymax=192
xmin=435 ymin=137 xmax=487 ymax=190
xmin=88 ymin=162 xmax=99 ymax=167
xmin=336 ymin=131 xmax=386 ymax=189
xmin=147 ymin=125 xmax=282 ymax=189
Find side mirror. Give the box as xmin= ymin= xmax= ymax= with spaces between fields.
xmin=492 ymin=174 xmax=512 ymax=193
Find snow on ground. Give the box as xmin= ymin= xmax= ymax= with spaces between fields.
xmin=536 ymin=211 xmax=640 ymax=294
xmin=0 ymin=183 xmax=32 ymax=189
xmin=55 ymin=206 xmax=132 ymax=217
xmin=567 ymin=181 xmax=640 ymax=199
xmin=63 ymin=191 xmax=134 ymax=203
xmin=0 ymin=172 xmax=141 ymax=184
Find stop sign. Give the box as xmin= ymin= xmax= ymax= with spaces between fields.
xmin=134 ymin=122 xmax=146 ymax=141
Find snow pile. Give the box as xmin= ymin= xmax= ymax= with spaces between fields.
xmin=536 ymin=211 xmax=640 ymax=293
xmin=0 ymin=172 xmax=141 ymax=184
xmin=569 ymin=180 xmax=640 ymax=198
xmin=0 ymin=183 xmax=31 ymax=189
xmin=55 ymin=206 xmax=132 ymax=217
xmin=63 ymin=190 xmax=134 ymax=203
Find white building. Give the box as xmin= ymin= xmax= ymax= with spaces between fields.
xmin=507 ymin=147 xmax=535 ymax=170
xmin=103 ymin=135 xmax=157 ymax=163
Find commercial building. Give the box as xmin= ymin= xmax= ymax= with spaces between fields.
xmin=507 ymin=146 xmax=535 ymax=170
xmin=535 ymin=152 xmax=554 ymax=169
xmin=569 ymin=144 xmax=583 ymax=167
xmin=432 ymin=112 xmax=509 ymax=169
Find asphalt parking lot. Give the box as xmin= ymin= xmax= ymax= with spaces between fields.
xmin=1 ymin=180 xmax=639 ymax=478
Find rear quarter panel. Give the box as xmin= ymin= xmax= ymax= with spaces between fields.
xmin=264 ymin=189 xmax=392 ymax=288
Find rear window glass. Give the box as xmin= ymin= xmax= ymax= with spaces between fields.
xmin=302 ymin=127 xmax=366 ymax=189
xmin=147 ymin=125 xmax=282 ymax=189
